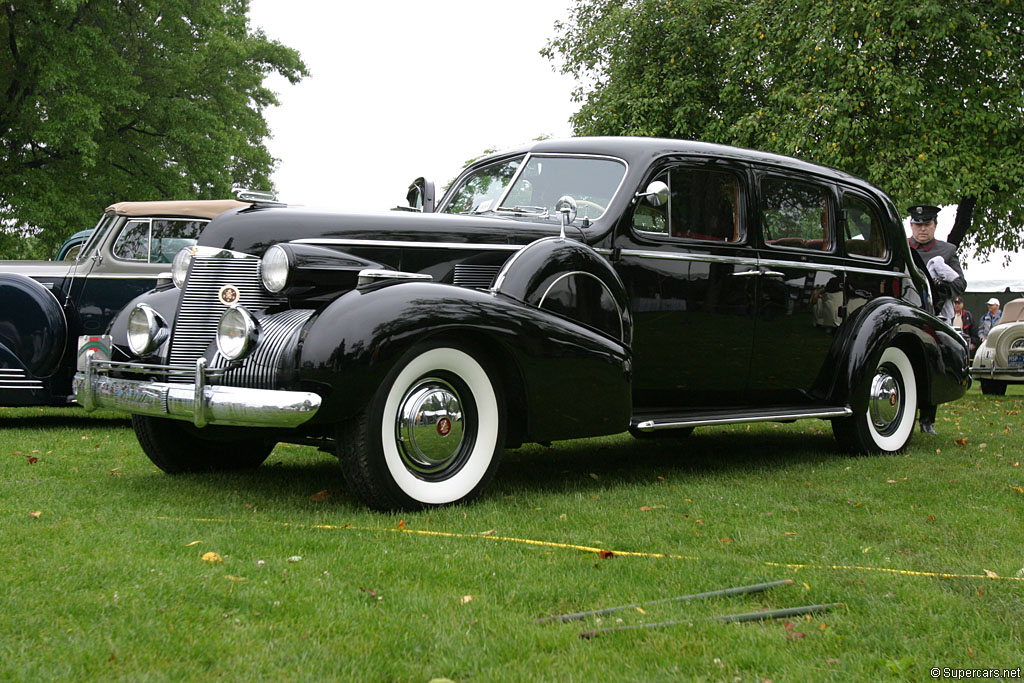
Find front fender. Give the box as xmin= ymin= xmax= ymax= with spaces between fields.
xmin=105 ymin=284 xmax=183 ymax=362
xmin=826 ymin=297 xmax=969 ymax=410
xmin=297 ymin=281 xmax=632 ymax=443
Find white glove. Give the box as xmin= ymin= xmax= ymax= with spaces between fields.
xmin=927 ymin=256 xmax=958 ymax=283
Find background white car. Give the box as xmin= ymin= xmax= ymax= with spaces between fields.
xmin=971 ymin=297 xmax=1024 ymax=394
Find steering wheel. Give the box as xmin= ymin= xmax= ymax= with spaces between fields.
xmin=574 ymin=199 xmax=606 ymax=217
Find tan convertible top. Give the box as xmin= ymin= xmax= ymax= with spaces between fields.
xmin=1001 ymin=298 xmax=1024 ymax=324
xmin=104 ymin=199 xmax=247 ymax=220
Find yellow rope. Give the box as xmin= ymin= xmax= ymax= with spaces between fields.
xmin=160 ymin=516 xmax=1024 ymax=582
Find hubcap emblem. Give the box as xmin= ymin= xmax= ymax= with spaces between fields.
xmin=437 ymin=418 xmax=452 ymax=437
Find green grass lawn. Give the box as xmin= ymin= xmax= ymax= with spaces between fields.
xmin=2 ymin=387 xmax=1023 ymax=681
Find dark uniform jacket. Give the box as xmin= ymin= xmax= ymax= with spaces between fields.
xmin=909 ymin=237 xmax=967 ymax=306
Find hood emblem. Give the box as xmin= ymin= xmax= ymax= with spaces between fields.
xmin=218 ymin=285 xmax=241 ymax=306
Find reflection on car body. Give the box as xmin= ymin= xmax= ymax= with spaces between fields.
xmin=73 ymin=138 xmax=969 ymax=510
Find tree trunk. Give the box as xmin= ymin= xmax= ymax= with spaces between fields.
xmin=946 ymin=196 xmax=976 ymax=248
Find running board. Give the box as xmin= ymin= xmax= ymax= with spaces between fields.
xmin=632 ymin=406 xmax=852 ymax=432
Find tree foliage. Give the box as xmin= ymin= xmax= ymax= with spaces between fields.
xmin=545 ymin=0 xmax=1024 ymax=257
xmin=0 ymin=0 xmax=307 ymax=258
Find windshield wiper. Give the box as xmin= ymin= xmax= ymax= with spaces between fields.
xmin=495 ymin=205 xmax=549 ymax=217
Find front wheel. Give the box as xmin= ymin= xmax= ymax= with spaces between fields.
xmin=832 ymin=346 xmax=917 ymax=455
xmin=339 ymin=343 xmax=504 ymax=510
xmin=979 ymin=379 xmax=1007 ymax=395
xmin=132 ymin=415 xmax=276 ymax=473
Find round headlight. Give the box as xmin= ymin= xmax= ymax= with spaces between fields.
xmin=216 ymin=306 xmax=258 ymax=360
xmin=261 ymin=244 xmax=290 ymax=293
xmin=171 ymin=246 xmax=195 ymax=289
xmin=126 ymin=304 xmax=168 ymax=356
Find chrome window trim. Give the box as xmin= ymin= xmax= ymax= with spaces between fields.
xmin=438 ymin=152 xmax=630 ymax=218
xmin=437 ymin=153 xmax=527 ymax=214
xmin=293 ymin=238 xmax=523 ymax=252
xmin=109 ymin=217 xmax=212 ymax=266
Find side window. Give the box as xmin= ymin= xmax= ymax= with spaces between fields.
xmin=150 ymin=219 xmax=206 ymax=263
xmin=442 ymin=156 xmax=522 ymax=214
xmin=842 ymin=193 xmax=888 ymax=260
xmin=761 ymin=177 xmax=832 ymax=251
xmin=112 ymin=220 xmax=151 ymax=261
xmin=633 ymin=167 xmax=741 ymax=242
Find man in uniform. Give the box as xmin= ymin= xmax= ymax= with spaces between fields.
xmin=907 ymin=204 xmax=967 ymax=434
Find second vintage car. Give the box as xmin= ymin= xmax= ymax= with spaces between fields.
xmin=74 ymin=138 xmax=969 ymax=509
xmin=0 ymin=199 xmax=246 ymax=407
xmin=971 ymin=297 xmax=1024 ymax=394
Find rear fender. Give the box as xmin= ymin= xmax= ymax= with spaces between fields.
xmin=826 ymin=297 xmax=969 ymax=410
xmin=297 ymin=281 xmax=632 ymax=443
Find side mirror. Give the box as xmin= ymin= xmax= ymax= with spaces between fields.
xmin=555 ymin=195 xmax=577 ymax=240
xmin=406 ymin=177 xmax=436 ymax=213
xmin=635 ymin=180 xmax=669 ymax=208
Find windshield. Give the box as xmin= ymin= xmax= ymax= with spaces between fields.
xmin=76 ymin=212 xmax=116 ymax=260
xmin=442 ymin=154 xmax=627 ymax=222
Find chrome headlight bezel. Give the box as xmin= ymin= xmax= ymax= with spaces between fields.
xmin=260 ymin=244 xmax=290 ymax=293
xmin=216 ymin=306 xmax=259 ymax=361
xmin=171 ymin=246 xmax=195 ymax=289
xmin=126 ymin=304 xmax=169 ymax=356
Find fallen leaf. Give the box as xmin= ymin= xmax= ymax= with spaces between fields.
xmin=223 ymin=575 xmax=247 ymax=582
xmin=397 ymin=520 xmax=406 ymax=530
xmin=784 ymin=621 xmax=795 ymax=631
xmin=598 ymin=549 xmax=614 ymax=559
xmin=310 ymin=490 xmax=330 ymax=501
xmin=26 ymin=456 xmax=38 ymax=465
xmin=640 ymin=506 xmax=652 ymax=512
xmin=785 ymin=632 xmax=807 ymax=640
xmin=287 ymin=555 xmax=302 ymax=563
xmin=480 ymin=529 xmax=495 ymax=536
xmin=460 ymin=595 xmax=474 ymax=604
xmin=784 ymin=531 xmax=797 ymax=536
xmin=826 ymin=658 xmax=840 ymax=664
xmin=201 ymin=552 xmax=223 ymax=563
xmin=1011 ymin=486 xmax=1024 ymax=495
xmin=983 ymin=569 xmax=999 ymax=578
xmin=720 ymin=537 xmax=733 ymax=544
xmin=185 ymin=540 xmax=202 ymax=547
xmin=955 ymin=438 xmax=968 ymax=448
xmin=29 ymin=510 xmax=41 ymax=519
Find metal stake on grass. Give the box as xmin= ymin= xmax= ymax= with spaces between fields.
xmin=536 ymin=579 xmax=794 ymax=624
xmin=578 ymin=602 xmax=844 ymax=639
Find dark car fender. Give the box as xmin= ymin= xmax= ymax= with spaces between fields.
xmin=103 ymin=284 xmax=183 ymax=362
xmin=0 ymin=273 xmax=69 ymax=378
xmin=825 ymin=297 xmax=970 ymax=411
xmin=296 ymin=280 xmax=633 ymax=446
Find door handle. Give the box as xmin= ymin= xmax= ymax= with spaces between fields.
xmin=732 ymin=270 xmax=761 ymax=278
xmin=761 ymin=270 xmax=786 ymax=278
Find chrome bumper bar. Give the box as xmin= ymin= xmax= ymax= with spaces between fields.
xmin=73 ymin=352 xmax=321 ymax=428
xmin=970 ymin=366 xmax=1024 ymax=379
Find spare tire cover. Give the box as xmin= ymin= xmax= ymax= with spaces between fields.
xmin=0 ymin=273 xmax=68 ymax=377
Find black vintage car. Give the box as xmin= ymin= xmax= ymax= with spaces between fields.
xmin=0 ymin=199 xmax=245 ymax=407
xmin=73 ymin=138 xmax=969 ymax=510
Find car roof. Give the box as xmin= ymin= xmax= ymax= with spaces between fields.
xmin=104 ymin=199 xmax=247 ymax=219
xmin=1002 ymin=298 xmax=1024 ymax=323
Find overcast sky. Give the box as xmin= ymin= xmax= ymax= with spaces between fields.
xmin=246 ymin=1 xmax=1018 ymax=286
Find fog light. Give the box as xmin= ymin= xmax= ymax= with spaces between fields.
xmin=126 ymin=304 xmax=168 ymax=355
xmin=216 ymin=306 xmax=258 ymax=360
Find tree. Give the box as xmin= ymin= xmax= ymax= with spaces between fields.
xmin=545 ymin=0 xmax=1024 ymax=259
xmin=0 ymin=0 xmax=307 ymax=258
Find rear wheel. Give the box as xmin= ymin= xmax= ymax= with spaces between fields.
xmin=979 ymin=379 xmax=1007 ymax=395
xmin=339 ymin=343 xmax=504 ymax=511
xmin=832 ymin=346 xmax=917 ymax=454
xmin=132 ymin=415 xmax=275 ymax=473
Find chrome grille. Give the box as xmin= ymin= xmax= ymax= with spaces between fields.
xmin=168 ymin=255 xmax=286 ymax=381
xmin=0 ymin=368 xmax=43 ymax=390
xmin=454 ymin=264 xmax=501 ymax=289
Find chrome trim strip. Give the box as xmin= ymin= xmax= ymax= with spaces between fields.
xmin=633 ymin=407 xmax=853 ymax=430
xmin=357 ymin=269 xmax=433 ymax=286
xmin=491 ymin=237 xmax=554 ymax=291
xmin=292 ymin=238 xmax=523 ymax=252
xmin=615 ymin=248 xmax=904 ymax=279
xmin=616 ymin=248 xmax=759 ymax=268
xmin=73 ymin=360 xmax=320 ymax=428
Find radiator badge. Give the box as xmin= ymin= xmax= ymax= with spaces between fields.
xmin=218 ymin=285 xmax=241 ymax=306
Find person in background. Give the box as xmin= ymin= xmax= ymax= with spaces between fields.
xmin=978 ymin=297 xmax=1002 ymax=341
xmin=907 ymin=204 xmax=966 ymax=434
xmin=951 ymin=296 xmax=978 ymax=354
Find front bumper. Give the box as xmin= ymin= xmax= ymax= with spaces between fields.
xmin=73 ymin=352 xmax=321 ymax=428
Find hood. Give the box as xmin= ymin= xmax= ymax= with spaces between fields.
xmin=196 ymin=205 xmax=606 ymax=256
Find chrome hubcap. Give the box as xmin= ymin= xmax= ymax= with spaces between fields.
xmin=868 ymin=366 xmax=901 ymax=433
xmin=396 ymin=378 xmax=466 ymax=475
